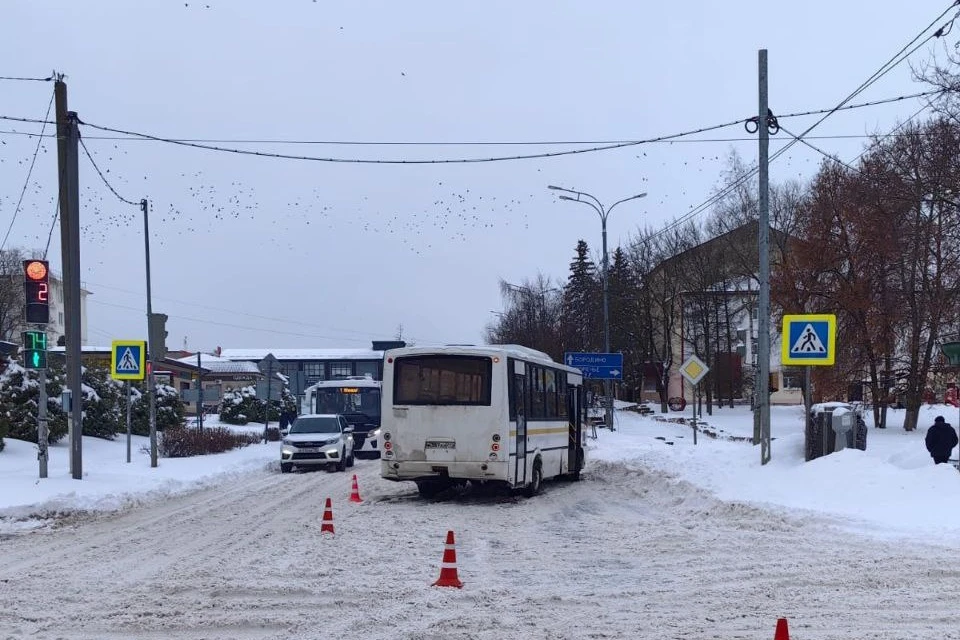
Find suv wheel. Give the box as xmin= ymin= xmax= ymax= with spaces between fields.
xmin=346 ymin=450 xmax=355 ymax=467
xmin=280 ymin=462 xmax=292 ymax=474
xmin=336 ymin=450 xmax=347 ymax=472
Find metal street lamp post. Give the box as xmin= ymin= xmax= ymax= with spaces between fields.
xmin=548 ymin=185 xmax=647 ymax=431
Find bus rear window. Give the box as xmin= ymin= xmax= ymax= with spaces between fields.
xmin=394 ymin=355 xmax=492 ymax=405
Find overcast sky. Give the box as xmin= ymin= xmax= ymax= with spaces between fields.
xmin=2 ymin=1 xmax=956 ymax=352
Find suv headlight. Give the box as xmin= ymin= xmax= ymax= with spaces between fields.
xmin=282 ymin=439 xmax=292 ymax=446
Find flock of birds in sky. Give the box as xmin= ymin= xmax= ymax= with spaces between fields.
xmin=0 ymin=124 xmax=832 ymax=268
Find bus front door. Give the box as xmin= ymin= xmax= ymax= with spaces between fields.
xmin=514 ymin=373 xmax=526 ymax=486
xmin=568 ymin=385 xmax=583 ymax=475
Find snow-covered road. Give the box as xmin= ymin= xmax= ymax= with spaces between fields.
xmin=2 ymin=458 xmax=958 ymax=639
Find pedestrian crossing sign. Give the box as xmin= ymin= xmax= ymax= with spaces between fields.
xmin=781 ymin=314 xmax=836 ymax=366
xmin=111 ymin=340 xmax=146 ymax=380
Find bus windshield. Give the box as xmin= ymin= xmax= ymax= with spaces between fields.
xmin=316 ymin=387 xmax=381 ymax=418
xmin=394 ymin=355 xmax=492 ymax=405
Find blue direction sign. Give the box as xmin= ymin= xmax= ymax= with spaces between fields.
xmin=564 ymin=352 xmax=623 ymax=379
xmin=111 ymin=340 xmax=146 ymax=381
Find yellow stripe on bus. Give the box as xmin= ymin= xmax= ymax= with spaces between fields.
xmin=509 ymin=427 xmax=570 ymax=437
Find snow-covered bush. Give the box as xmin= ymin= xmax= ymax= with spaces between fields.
xmin=218 ymin=385 xmax=257 ymax=424
xmin=0 ymin=357 xmax=67 ymax=445
xmin=219 ymin=379 xmax=298 ymax=425
xmin=81 ymin=364 xmax=125 ymax=440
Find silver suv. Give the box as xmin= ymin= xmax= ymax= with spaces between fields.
xmin=280 ymin=414 xmax=355 ymax=473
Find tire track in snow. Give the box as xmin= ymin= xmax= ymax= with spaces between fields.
xmin=2 ymin=458 xmax=960 ymax=639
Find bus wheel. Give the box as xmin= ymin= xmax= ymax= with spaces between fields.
xmin=524 ymin=460 xmax=543 ymax=497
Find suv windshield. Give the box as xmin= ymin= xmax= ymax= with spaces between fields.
xmin=290 ymin=416 xmax=341 ymax=434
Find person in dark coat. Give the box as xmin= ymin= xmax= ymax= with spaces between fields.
xmin=925 ymin=416 xmax=958 ymax=464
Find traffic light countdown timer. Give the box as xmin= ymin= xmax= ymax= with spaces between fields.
xmin=24 ymin=259 xmax=50 ymax=324
xmin=23 ymin=330 xmax=47 ymax=370
xmin=23 ymin=260 xmax=49 ymax=370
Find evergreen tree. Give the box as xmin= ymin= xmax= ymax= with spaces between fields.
xmin=561 ymin=240 xmax=601 ymax=351
xmin=81 ymin=364 xmax=124 ymax=439
xmin=129 ymin=382 xmax=185 ymax=435
xmin=607 ymin=247 xmax=644 ymax=400
xmin=0 ymin=357 xmax=68 ymax=444
xmin=280 ymin=385 xmax=298 ymax=417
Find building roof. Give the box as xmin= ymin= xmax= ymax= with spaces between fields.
xmin=218 ymin=348 xmax=384 ymax=361
xmin=49 ymin=346 xmax=112 ymax=354
xmin=173 ymin=353 xmax=262 ymax=375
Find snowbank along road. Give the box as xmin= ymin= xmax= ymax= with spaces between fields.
xmin=2 ymin=458 xmax=959 ymax=639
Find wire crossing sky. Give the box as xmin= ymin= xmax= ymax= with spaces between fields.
xmin=0 ymin=1 xmax=956 ymax=350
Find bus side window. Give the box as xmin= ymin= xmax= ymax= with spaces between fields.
xmin=531 ymin=366 xmax=545 ymax=420
xmin=544 ymin=369 xmax=557 ymax=418
xmin=558 ymin=373 xmax=568 ymax=419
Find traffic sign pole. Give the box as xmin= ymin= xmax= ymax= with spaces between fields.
xmin=679 ymin=355 xmax=709 ymax=446
xmin=38 ymin=368 xmax=48 ymax=477
xmin=126 ymin=381 xmax=132 ymax=464
xmin=691 ymin=383 xmax=698 ymax=445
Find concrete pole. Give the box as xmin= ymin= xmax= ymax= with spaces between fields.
xmin=142 ymin=199 xmax=158 ymax=467
xmin=55 ymin=79 xmax=83 ymax=479
xmin=758 ymin=49 xmax=772 ymax=465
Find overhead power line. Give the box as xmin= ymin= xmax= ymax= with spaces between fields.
xmin=74 ymin=117 xmax=750 ymax=164
xmin=0 ymin=88 xmax=54 ymax=253
xmin=78 ymin=137 xmax=140 ymax=206
xmin=640 ymin=2 xmax=959 ymax=244
xmin=88 ymin=298 xmax=419 ymax=345
xmin=0 ymin=89 xmax=945 ymax=155
xmin=84 ymin=278 xmax=415 ymax=343
xmin=0 ymin=74 xmax=54 ymax=82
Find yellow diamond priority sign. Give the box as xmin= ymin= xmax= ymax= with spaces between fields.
xmin=680 ymin=354 xmax=709 ymax=385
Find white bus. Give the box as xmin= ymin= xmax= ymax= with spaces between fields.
xmin=380 ymin=345 xmax=586 ymax=497
xmin=302 ymin=376 xmax=382 ymax=458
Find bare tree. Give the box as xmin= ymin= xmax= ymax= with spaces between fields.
xmin=0 ymin=248 xmax=30 ymax=342
xmin=485 ymin=273 xmax=564 ymax=361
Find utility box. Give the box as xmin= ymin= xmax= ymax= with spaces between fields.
xmin=806 ymin=402 xmax=867 ymax=461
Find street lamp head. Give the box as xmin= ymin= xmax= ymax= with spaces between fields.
xmin=547 ymin=185 xmax=563 ymax=191
xmin=558 ymin=195 xmax=576 ymax=201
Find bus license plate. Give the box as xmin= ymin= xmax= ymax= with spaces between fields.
xmin=425 ymin=441 xmax=455 ymax=450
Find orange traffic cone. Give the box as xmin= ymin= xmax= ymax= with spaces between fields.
xmin=320 ymin=497 xmax=335 ymax=535
xmin=432 ymin=530 xmax=464 ymax=588
xmin=349 ymin=474 xmax=363 ymax=503
xmin=774 ymin=618 xmax=789 ymax=640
